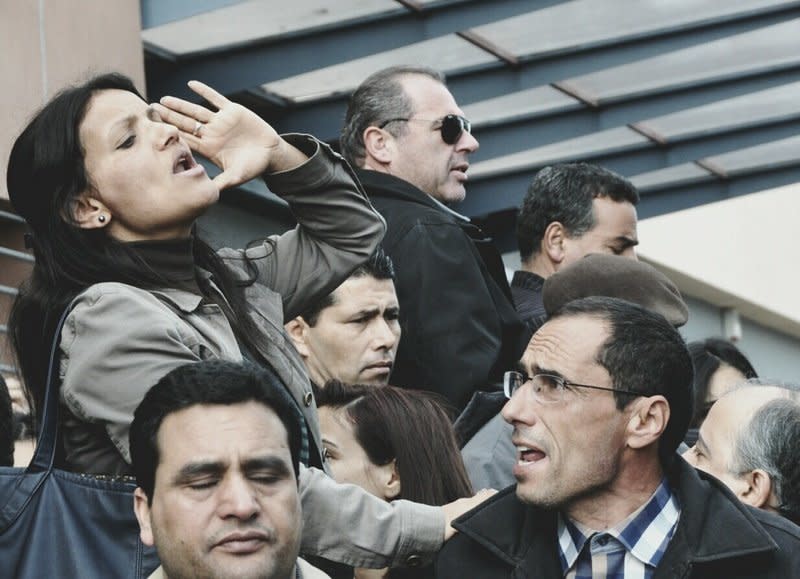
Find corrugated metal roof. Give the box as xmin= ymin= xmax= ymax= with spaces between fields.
xmin=142 ymin=0 xmax=800 ymax=250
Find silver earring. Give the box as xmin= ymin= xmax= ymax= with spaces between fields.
xmin=98 ymin=215 xmax=106 ymax=223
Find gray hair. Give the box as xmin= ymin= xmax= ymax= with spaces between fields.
xmin=742 ymin=377 xmax=800 ymax=390
xmin=730 ymin=382 xmax=800 ymax=525
xmin=340 ymin=65 xmax=445 ymax=167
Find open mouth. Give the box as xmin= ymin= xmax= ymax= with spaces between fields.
xmin=173 ymin=150 xmax=198 ymax=174
xmin=516 ymin=445 xmax=547 ymax=464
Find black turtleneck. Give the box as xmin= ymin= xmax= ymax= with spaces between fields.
xmin=126 ymin=237 xmax=201 ymax=295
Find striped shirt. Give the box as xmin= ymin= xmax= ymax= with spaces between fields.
xmin=558 ymin=478 xmax=680 ymax=578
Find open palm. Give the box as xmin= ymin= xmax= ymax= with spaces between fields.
xmin=155 ymin=81 xmax=282 ymax=191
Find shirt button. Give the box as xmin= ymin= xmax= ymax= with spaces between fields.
xmin=597 ymin=535 xmax=609 ymax=546
xmin=303 ymin=391 xmax=313 ymax=407
xmin=405 ymin=555 xmax=422 ymax=567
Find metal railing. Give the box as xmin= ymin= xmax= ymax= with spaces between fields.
xmin=0 ymin=210 xmax=24 ymax=224
xmin=0 ymin=246 xmax=33 ymax=263
xmin=0 ymin=284 xmax=18 ymax=297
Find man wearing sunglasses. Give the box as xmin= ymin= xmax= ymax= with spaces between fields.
xmin=437 ymin=297 xmax=800 ymax=578
xmin=340 ymin=65 xmax=524 ymax=412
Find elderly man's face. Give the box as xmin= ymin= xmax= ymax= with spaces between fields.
xmin=386 ymin=74 xmax=479 ymax=204
xmin=683 ymin=386 xmax=787 ymax=498
xmin=502 ymin=314 xmax=632 ymax=510
xmin=134 ymin=401 xmax=301 ymax=579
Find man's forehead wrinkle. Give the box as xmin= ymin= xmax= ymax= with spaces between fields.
xmin=526 ymin=326 xmax=573 ymax=372
xmin=526 ymin=315 xmax=610 ymax=377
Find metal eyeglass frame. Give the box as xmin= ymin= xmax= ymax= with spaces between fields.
xmin=503 ymin=370 xmax=643 ymax=403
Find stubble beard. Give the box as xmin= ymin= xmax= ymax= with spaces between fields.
xmin=520 ymin=450 xmax=621 ymax=513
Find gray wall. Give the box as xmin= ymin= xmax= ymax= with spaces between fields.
xmin=681 ymin=296 xmax=800 ymax=382
xmin=501 ymin=250 xmax=800 ymax=380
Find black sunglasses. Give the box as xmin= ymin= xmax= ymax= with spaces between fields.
xmin=379 ymin=114 xmax=472 ymax=145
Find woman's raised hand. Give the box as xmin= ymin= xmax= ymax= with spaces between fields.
xmin=154 ymin=81 xmax=306 ymax=191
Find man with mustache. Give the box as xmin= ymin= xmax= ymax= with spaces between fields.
xmin=131 ymin=360 xmax=327 ymax=579
xmin=341 ymin=66 xmax=524 ymax=411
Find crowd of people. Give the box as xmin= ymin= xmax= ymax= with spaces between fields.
xmin=1 ymin=64 xmax=799 ymax=578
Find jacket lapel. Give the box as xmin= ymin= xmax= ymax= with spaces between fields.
xmin=454 ymin=486 xmax=563 ymax=578
xmin=656 ymin=457 xmax=777 ymax=577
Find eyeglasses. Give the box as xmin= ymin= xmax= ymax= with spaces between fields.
xmin=503 ymin=371 xmax=643 ymax=404
xmin=378 ymin=114 xmax=472 ymax=145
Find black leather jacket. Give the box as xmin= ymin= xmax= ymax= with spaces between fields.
xmin=437 ymin=457 xmax=800 ymax=578
xmin=358 ymin=170 xmax=525 ymax=412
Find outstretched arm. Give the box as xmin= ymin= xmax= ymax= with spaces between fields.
xmin=298 ymin=465 xmax=495 ymax=568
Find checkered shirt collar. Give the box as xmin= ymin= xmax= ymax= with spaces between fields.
xmin=557 ymin=477 xmax=680 ymax=574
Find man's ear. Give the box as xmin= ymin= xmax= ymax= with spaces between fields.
xmin=133 ymin=487 xmax=155 ymax=547
xmin=542 ymin=222 xmax=567 ymax=266
xmin=362 ymin=126 xmax=395 ymax=166
xmin=285 ymin=317 xmax=311 ymax=358
xmin=739 ymin=468 xmax=775 ymax=510
xmin=626 ymin=395 xmax=669 ymax=451
xmin=71 ymin=192 xmax=110 ymax=230
xmin=381 ymin=459 xmax=402 ymax=501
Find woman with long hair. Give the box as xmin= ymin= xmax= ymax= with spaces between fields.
xmin=317 ymin=381 xmax=474 ymax=578
xmin=6 ymin=73 xmax=458 ymax=568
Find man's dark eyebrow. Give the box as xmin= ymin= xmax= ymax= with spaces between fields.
xmin=242 ymin=456 xmax=292 ymax=477
xmin=173 ymin=455 xmax=292 ymax=484
xmin=173 ymin=460 xmax=226 ymax=484
xmin=384 ymin=306 xmax=400 ymax=316
xmin=536 ymin=366 xmax=566 ymax=381
xmin=351 ymin=307 xmax=380 ymax=320
xmin=615 ymin=236 xmax=639 ymax=248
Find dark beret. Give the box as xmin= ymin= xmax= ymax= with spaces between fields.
xmin=542 ymin=254 xmax=688 ymax=327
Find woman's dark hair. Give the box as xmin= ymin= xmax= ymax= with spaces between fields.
xmin=6 ymin=73 xmax=260 ymax=426
xmin=317 ymin=381 xmax=473 ymax=506
xmin=0 ymin=375 xmax=14 ymax=467
xmin=688 ymin=338 xmax=758 ymax=428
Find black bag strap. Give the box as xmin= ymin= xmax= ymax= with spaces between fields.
xmin=27 ymin=306 xmax=74 ymax=474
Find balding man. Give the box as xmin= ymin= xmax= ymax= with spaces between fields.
xmin=684 ymin=380 xmax=800 ymax=525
